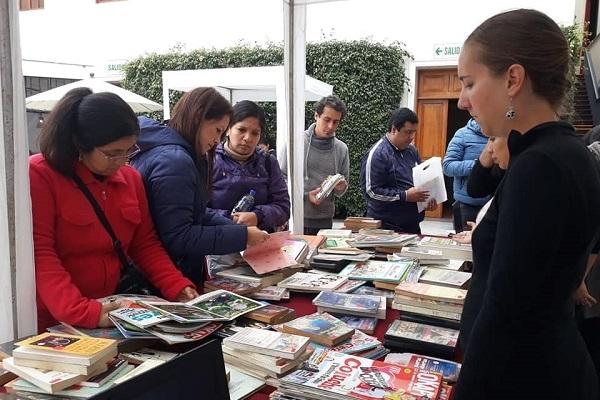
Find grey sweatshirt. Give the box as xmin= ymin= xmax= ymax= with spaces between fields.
xmin=280 ymin=123 xmax=350 ymax=228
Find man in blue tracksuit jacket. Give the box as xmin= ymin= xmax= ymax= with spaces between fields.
xmin=442 ymin=118 xmax=490 ymax=233
xmin=360 ymin=108 xmax=436 ymax=234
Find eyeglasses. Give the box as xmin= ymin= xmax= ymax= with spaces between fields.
xmin=96 ymin=144 xmax=141 ymax=162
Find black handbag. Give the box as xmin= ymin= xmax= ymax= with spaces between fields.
xmin=72 ymin=174 xmax=160 ymax=296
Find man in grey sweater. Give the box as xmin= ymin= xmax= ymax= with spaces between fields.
xmin=280 ymin=96 xmax=350 ymax=234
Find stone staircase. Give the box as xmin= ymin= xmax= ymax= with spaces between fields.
xmin=572 ymin=73 xmax=594 ymax=134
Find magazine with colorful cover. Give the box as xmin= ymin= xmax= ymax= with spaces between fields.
xmin=339 ymin=260 xmax=417 ymax=282
xmin=312 ymin=292 xmax=382 ymax=314
xmin=139 ymin=301 xmax=225 ymax=323
xmin=279 ymin=349 xmax=442 ymax=400
xmin=186 ymin=289 xmax=265 ymax=320
xmin=384 ymin=353 xmax=461 ymax=383
xmin=144 ymin=321 xmax=223 ymax=345
xmin=385 ymin=320 xmax=459 ymax=348
xmin=223 ymin=327 xmax=310 ymax=360
xmin=109 ymin=304 xmax=171 ymax=328
xmin=279 ymin=312 xmax=354 ymax=346
xmin=277 ymin=272 xmax=347 ymax=292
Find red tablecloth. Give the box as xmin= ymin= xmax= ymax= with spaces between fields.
xmin=248 ymin=291 xmax=400 ymax=400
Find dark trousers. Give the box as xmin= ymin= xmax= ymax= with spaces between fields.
xmin=381 ymin=221 xmax=421 ymax=235
xmin=452 ymin=201 xmax=482 ymax=233
xmin=579 ymin=316 xmax=600 ymax=398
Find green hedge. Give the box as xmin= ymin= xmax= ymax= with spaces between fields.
xmin=122 ymin=40 xmax=410 ymax=217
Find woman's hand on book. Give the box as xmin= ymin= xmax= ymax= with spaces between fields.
xmin=573 ymin=282 xmax=597 ymax=307
xmin=176 ymin=286 xmax=199 ymax=302
xmin=247 ymin=226 xmax=269 ymax=246
xmin=232 ymin=211 xmax=258 ymax=226
xmin=98 ymin=300 xmax=122 ymax=328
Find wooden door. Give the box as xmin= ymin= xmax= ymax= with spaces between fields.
xmin=416 ymin=100 xmax=448 ymax=218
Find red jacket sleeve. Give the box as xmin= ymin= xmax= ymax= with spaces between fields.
xmin=126 ymin=172 xmax=194 ymax=300
xmin=30 ymin=162 xmax=102 ymax=328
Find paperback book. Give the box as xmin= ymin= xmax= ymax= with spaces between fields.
xmin=203 ymin=277 xmax=262 ymax=295
xmin=277 ymin=272 xmax=348 ymax=292
xmin=312 ymin=292 xmax=381 ymax=314
xmin=384 ymin=319 xmax=459 ymax=358
xmin=186 ymin=290 xmax=266 ymax=320
xmin=278 ymin=312 xmax=354 ymax=346
xmin=337 ymin=315 xmax=378 ymax=335
xmin=339 ymin=260 xmax=417 ymax=283
xmin=223 ymin=327 xmax=310 ymax=360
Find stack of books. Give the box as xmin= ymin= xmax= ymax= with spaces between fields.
xmin=348 ymin=233 xmax=419 ymax=249
xmin=343 ymin=216 xmax=381 ymax=231
xmin=222 ymin=327 xmax=312 ymax=380
xmin=312 ymin=291 xmax=386 ymax=319
xmin=408 ymin=236 xmax=473 ymax=262
xmin=392 ymin=282 xmax=467 ymax=322
xmin=273 ymin=349 xmax=443 ymax=400
xmin=2 ymin=333 xmax=119 ymax=394
xmin=339 ymin=259 xmax=419 ymax=286
xmin=384 ymin=318 xmax=460 ymax=359
xmin=203 ymin=277 xmax=262 ymax=295
xmin=244 ymin=304 xmax=297 ymax=324
xmin=275 ymin=312 xmax=355 ymax=347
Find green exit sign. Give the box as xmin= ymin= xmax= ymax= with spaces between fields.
xmin=433 ymin=43 xmax=462 ymax=59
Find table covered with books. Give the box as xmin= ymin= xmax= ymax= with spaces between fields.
xmin=0 ymin=223 xmax=471 ymax=400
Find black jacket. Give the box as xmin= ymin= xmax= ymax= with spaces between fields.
xmin=455 ymin=122 xmax=600 ymax=400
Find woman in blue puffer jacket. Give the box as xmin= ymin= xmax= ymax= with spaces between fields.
xmin=130 ymin=89 xmax=268 ymax=286
xmin=208 ymin=100 xmax=290 ymax=232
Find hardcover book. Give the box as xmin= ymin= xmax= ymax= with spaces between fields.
xmin=279 ymin=312 xmax=354 ymax=346
xmin=223 ymin=327 xmax=310 ymax=360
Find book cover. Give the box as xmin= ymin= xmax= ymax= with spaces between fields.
xmin=144 ymin=321 xmax=223 ymax=345
xmin=281 ymin=238 xmax=310 ymax=264
xmin=226 ymin=365 xmax=266 ymax=400
xmin=186 ymin=290 xmax=265 ymax=320
xmin=15 ymin=333 xmax=116 ymax=358
xmin=339 ymin=260 xmax=416 ymax=282
xmin=419 ymin=268 xmax=471 ymax=288
xmin=337 ymin=315 xmax=378 ymax=335
xmin=385 ymin=320 xmax=459 ymax=348
xmin=277 ymin=272 xmax=347 ymax=292
xmin=312 ymin=292 xmax=381 ymax=313
xmin=223 ymin=327 xmax=310 ymax=360
xmin=203 ymin=277 xmax=261 ymax=295
xmin=139 ymin=301 xmax=224 ymax=323
xmin=384 ymin=353 xmax=461 ymax=383
xmin=242 ymin=231 xmax=297 ymax=274
xmin=395 ymin=282 xmax=467 ymax=304
xmin=280 ymin=312 xmax=354 ymax=346
xmin=333 ymin=279 xmax=366 ymax=293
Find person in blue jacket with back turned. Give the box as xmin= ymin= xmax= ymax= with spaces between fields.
xmin=442 ymin=118 xmax=489 ymax=233
xmin=130 ymin=87 xmax=268 ymax=286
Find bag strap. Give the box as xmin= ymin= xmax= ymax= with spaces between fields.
xmin=72 ymin=174 xmax=129 ymax=269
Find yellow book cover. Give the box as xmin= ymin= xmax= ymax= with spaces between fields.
xmin=16 ymin=333 xmax=116 ymax=357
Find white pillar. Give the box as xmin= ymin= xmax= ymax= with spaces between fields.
xmin=0 ymin=0 xmax=37 ymax=342
xmin=283 ymin=0 xmax=307 ymax=234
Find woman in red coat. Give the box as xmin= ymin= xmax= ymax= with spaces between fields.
xmin=30 ymin=87 xmax=197 ymax=332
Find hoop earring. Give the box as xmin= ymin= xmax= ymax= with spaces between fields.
xmin=505 ymin=98 xmax=516 ymax=120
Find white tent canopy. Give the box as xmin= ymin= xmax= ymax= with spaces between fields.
xmin=26 ymin=78 xmax=163 ymax=113
xmin=162 ymin=66 xmax=331 ymax=116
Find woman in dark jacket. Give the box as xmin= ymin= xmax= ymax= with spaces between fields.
xmin=454 ymin=9 xmax=600 ymax=400
xmin=208 ymin=100 xmax=290 ymax=232
xmin=130 ymin=88 xmax=268 ymax=286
